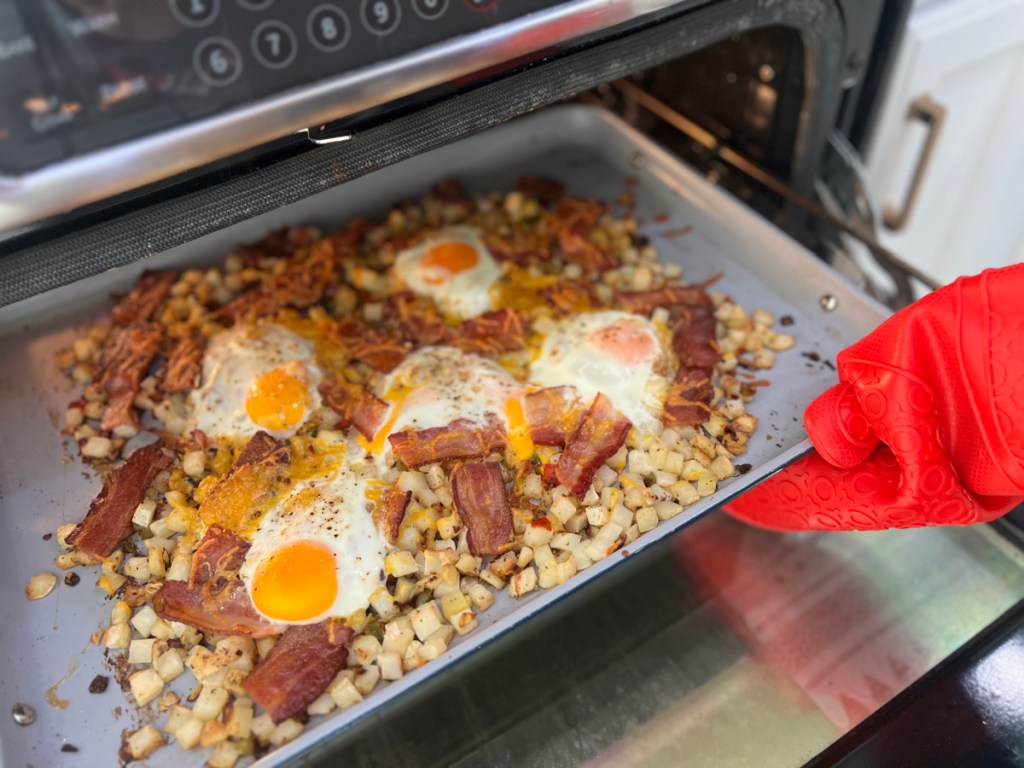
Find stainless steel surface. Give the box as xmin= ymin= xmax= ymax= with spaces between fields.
xmin=0 ymin=0 xmax=685 ymax=234
xmin=0 ymin=104 xmax=887 ymax=767
xmin=881 ymin=93 xmax=947 ymax=232
xmin=610 ymin=78 xmax=943 ymax=297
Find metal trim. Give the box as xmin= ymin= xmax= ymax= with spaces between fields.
xmin=0 ymin=0 xmax=681 ymax=233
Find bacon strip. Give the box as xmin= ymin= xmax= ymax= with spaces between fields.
xmin=555 ymin=393 xmax=632 ymax=498
xmin=523 ymin=386 xmax=581 ymax=447
xmin=540 ymin=280 xmax=599 ymax=315
xmin=454 ymin=309 xmax=527 ymax=355
xmin=93 ymin=323 xmax=163 ymax=431
xmin=379 ymin=488 xmax=412 ymax=544
xmin=389 ymin=416 xmax=507 ymax=468
xmin=663 ymin=366 xmax=714 ymax=428
xmin=387 ymin=291 xmax=450 ymax=345
xmin=319 ymin=374 xmax=387 ymax=441
xmin=330 ymin=318 xmax=410 ymax=373
xmin=153 ymin=525 xmax=278 ymax=638
xmin=672 ymin=304 xmax=719 ymax=369
xmin=111 ymin=270 xmax=178 ymax=326
xmin=517 ymin=176 xmax=565 ymax=206
xmin=484 ymin=227 xmax=553 ymax=266
xmin=451 ymin=461 xmax=514 ymax=556
xmin=234 ymin=431 xmax=290 ymax=469
xmin=159 ymin=334 xmax=205 ymax=393
xmin=66 ymin=443 xmax=172 ymax=558
xmin=243 ymin=620 xmax=353 ymax=723
xmin=616 ymin=285 xmax=713 ymax=315
xmin=551 ymin=198 xmax=617 ymax=271
xmin=236 ymin=226 xmax=319 ymax=268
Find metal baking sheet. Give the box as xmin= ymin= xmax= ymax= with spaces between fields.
xmin=0 ymin=104 xmax=889 ymax=766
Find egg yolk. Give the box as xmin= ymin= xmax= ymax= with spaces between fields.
xmin=588 ymin=322 xmax=655 ymax=367
xmin=250 ymin=540 xmax=338 ymax=622
xmin=505 ymin=395 xmax=536 ymax=462
xmin=246 ymin=366 xmax=312 ymax=431
xmin=420 ymin=241 xmax=479 ymax=284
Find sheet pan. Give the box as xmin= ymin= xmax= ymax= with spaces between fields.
xmin=0 ymin=105 xmax=890 ymax=766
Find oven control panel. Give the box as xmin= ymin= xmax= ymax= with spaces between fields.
xmin=0 ymin=0 xmax=568 ymax=175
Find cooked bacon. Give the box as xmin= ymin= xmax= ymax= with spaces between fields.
xmin=450 ymin=461 xmax=514 ymax=556
xmin=672 ymin=304 xmax=719 ymax=369
xmin=523 ymin=386 xmax=581 ymax=447
xmin=540 ymin=279 xmax=599 ymax=315
xmin=616 ymin=285 xmax=713 ymax=315
xmin=159 ymin=334 xmax=205 ymax=393
xmin=454 ymin=309 xmax=527 ymax=355
xmin=111 ymin=270 xmax=178 ymax=326
xmin=242 ymin=620 xmax=353 ymax=723
xmin=66 ymin=443 xmax=172 ymax=558
xmin=319 ymin=374 xmax=388 ymax=441
xmin=329 ymin=318 xmax=410 ymax=373
xmin=235 ymin=226 xmax=319 ymax=268
xmin=551 ymin=198 xmax=617 ymax=271
xmin=663 ymin=366 xmax=714 ymax=428
xmin=484 ymin=227 xmax=553 ymax=266
xmin=517 ymin=176 xmax=565 ymax=206
xmin=234 ymin=431 xmax=290 ymax=469
xmin=556 ymin=393 xmax=632 ymax=498
xmin=389 ymin=416 xmax=507 ymax=468
xmin=387 ymin=291 xmax=450 ymax=345
xmin=92 ymin=323 xmax=163 ymax=431
xmin=379 ymin=488 xmax=412 ymax=544
xmin=154 ymin=525 xmax=278 ymax=638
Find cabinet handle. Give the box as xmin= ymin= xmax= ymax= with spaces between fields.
xmin=882 ymin=94 xmax=947 ymax=231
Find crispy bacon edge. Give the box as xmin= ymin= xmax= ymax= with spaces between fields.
xmin=551 ymin=198 xmax=617 ymax=271
xmin=663 ymin=366 xmax=714 ymax=428
xmin=319 ymin=374 xmax=388 ymax=441
xmin=451 ymin=461 xmax=514 ymax=556
xmin=330 ymin=319 xmax=410 ymax=373
xmin=388 ymin=416 xmax=507 ymax=469
xmin=454 ymin=309 xmax=527 ymax=355
xmin=110 ymin=270 xmax=178 ymax=326
xmin=616 ymin=285 xmax=713 ymax=315
xmin=153 ymin=525 xmax=278 ymax=638
xmin=387 ymin=291 xmax=450 ymax=345
xmin=159 ymin=334 xmax=205 ymax=393
xmin=379 ymin=488 xmax=412 ymax=544
xmin=523 ymin=386 xmax=581 ymax=448
xmin=555 ymin=393 xmax=632 ymax=498
xmin=66 ymin=443 xmax=173 ymax=559
xmin=242 ymin=620 xmax=353 ymax=723
xmin=93 ymin=323 xmax=163 ymax=431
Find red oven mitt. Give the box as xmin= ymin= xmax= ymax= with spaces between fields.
xmin=726 ymin=264 xmax=1024 ymax=531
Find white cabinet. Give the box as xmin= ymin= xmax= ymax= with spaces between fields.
xmin=866 ymin=0 xmax=1024 ymax=285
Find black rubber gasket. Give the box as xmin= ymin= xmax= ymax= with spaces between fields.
xmin=0 ymin=0 xmax=844 ymax=308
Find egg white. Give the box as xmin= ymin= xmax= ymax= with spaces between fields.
xmin=189 ymin=323 xmax=323 ymax=440
xmin=393 ymin=226 xmax=501 ymax=320
xmin=529 ymin=310 xmax=669 ymax=431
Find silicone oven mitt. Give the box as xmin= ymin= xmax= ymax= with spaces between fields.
xmin=726 ymin=264 xmax=1024 ymax=531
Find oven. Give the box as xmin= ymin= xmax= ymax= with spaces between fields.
xmin=3 ymin=2 xmax=1024 ymax=766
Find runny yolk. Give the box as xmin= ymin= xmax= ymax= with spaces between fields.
xmin=359 ymin=386 xmax=410 ymax=457
xmin=505 ymin=395 xmax=536 ymax=462
xmin=588 ymin=322 xmax=655 ymax=367
xmin=250 ymin=540 xmax=337 ymax=622
xmin=420 ymin=241 xmax=479 ymax=284
xmin=246 ymin=366 xmax=311 ymax=432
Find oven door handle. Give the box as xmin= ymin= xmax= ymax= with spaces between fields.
xmin=881 ymin=94 xmax=947 ymax=232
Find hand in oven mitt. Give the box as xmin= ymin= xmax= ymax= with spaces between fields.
xmin=726 ymin=265 xmax=1024 ymax=531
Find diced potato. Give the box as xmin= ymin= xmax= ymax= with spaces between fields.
xmin=564 ymin=511 xmax=589 ymax=534
xmin=155 ymin=648 xmax=185 ymax=682
xmin=671 ymin=481 xmax=700 ymax=506
xmin=125 ymin=724 xmax=164 ymax=760
xmin=123 ymin=556 xmax=151 ymax=581
xmin=250 ymin=713 xmax=275 ymax=744
xmin=164 ymin=704 xmax=192 ymax=735
xmin=97 ymin=572 xmax=127 ymax=595
xmin=207 ymin=741 xmax=242 ymax=768
xmin=455 ymin=552 xmax=481 ymax=576
xmin=409 ymin=601 xmax=444 ymax=642
xmin=131 ymin=604 xmax=159 ymax=638
xmin=307 ymin=692 xmax=336 ymax=716
xmin=81 ymin=436 xmax=113 ymax=459
xmin=710 ymin=455 xmax=735 ymax=480
xmin=131 ymin=499 xmax=157 ymax=528
xmin=550 ymin=496 xmax=577 ymax=524
xmin=450 ymin=608 xmax=478 ymax=635
xmin=516 ymin=546 xmax=534 ymax=569
xmin=478 ymin=568 xmax=505 ymax=590
xmin=696 ymin=475 xmax=718 ymax=497
xmin=149 ymin=619 xmax=173 ymax=641
xmin=508 ymin=566 xmax=538 ymax=598
xmin=157 ymin=692 xmax=180 ymax=711
xmin=226 ymin=701 xmax=253 ymax=739
xmin=384 ymin=550 xmax=420 ymax=578
xmin=175 ymin=717 xmax=204 ymax=750
xmin=215 ymin=637 xmax=256 ymax=671
xmin=440 ymin=590 xmax=471 ymax=619
xmin=382 ymin=616 xmax=416 ymax=655
xmin=104 ymin=623 xmax=131 ymax=649
xmin=436 ymin=514 xmax=460 ymax=540
xmin=378 ymin=651 xmax=403 ymax=680
xmin=128 ymin=638 xmax=158 ymax=665
xmin=329 ymin=676 xmax=364 ymax=709
xmin=269 ymin=719 xmax=304 ymax=746
xmin=610 ymin=504 xmax=633 ymax=530
xmin=403 ymin=640 xmax=425 ymax=672
xmin=349 ymin=634 xmax=382 ymax=668
xmin=199 ymin=719 xmax=229 ymax=747
xmin=635 ymin=506 xmax=658 ymax=533
xmin=556 ymin=557 xmax=578 ymax=584
xmin=654 ymin=500 xmax=683 ymax=521
xmin=523 ymin=521 xmax=553 ymax=548
xmin=550 ymin=532 xmax=581 ymax=551
xmin=25 ymin=572 xmax=57 ymax=601
xmin=465 ymin=582 xmax=495 ymax=612
xmin=129 ymin=668 xmax=165 ymax=706
xmin=182 ymin=450 xmax=206 ymax=478
xmin=193 ymin=686 xmax=230 ymax=721
xmin=368 ymin=586 xmax=400 ymax=621
xmin=586 ymin=505 xmax=610 ymax=527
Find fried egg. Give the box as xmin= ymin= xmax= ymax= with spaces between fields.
xmin=362 ymin=346 xmax=533 ymax=468
xmin=529 ymin=311 xmax=669 ymax=431
xmin=190 ymin=323 xmax=323 ymax=440
xmin=239 ymin=438 xmax=388 ymax=624
xmin=393 ymin=226 xmax=501 ymax=320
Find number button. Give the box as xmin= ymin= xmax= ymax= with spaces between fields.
xmin=361 ymin=0 xmax=401 ymax=36
xmin=251 ymin=20 xmax=297 ymax=69
xmin=412 ymin=0 xmax=448 ymax=20
xmin=169 ymin=0 xmax=220 ymax=28
xmin=307 ymin=4 xmax=351 ymax=53
xmin=464 ymin=0 xmax=497 ymax=10
xmin=193 ymin=37 xmax=243 ymax=87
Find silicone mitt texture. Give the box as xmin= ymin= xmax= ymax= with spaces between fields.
xmin=727 ymin=265 xmax=1024 ymax=531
